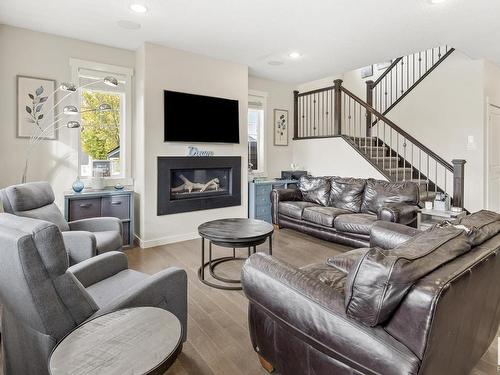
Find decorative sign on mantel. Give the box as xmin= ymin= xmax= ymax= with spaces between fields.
xmin=187 ymin=146 xmax=214 ymax=157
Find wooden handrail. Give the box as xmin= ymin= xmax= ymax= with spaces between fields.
xmin=340 ymin=86 xmax=453 ymax=172
xmin=297 ymin=85 xmax=335 ymax=97
xmin=372 ymin=57 xmax=403 ymax=87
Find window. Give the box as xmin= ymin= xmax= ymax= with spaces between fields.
xmin=70 ymin=59 xmax=133 ymax=180
xmin=248 ymin=92 xmax=267 ymax=174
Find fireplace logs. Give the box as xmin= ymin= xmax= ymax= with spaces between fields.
xmin=171 ymin=174 xmax=221 ymax=194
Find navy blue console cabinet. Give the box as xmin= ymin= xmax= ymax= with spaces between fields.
xmin=248 ymin=179 xmax=297 ymax=224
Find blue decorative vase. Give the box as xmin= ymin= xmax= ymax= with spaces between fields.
xmin=72 ymin=178 xmax=84 ymax=193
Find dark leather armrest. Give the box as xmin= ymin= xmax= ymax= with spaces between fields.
xmin=241 ymin=254 xmax=420 ymax=374
xmin=270 ymin=188 xmax=302 ymax=224
xmin=370 ymin=221 xmax=421 ymax=250
xmin=378 ymin=202 xmax=419 ymax=225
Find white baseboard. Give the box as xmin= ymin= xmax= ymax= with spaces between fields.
xmin=134 ymin=231 xmax=200 ymax=249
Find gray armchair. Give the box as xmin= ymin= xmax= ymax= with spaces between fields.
xmin=0 ymin=181 xmax=122 ymax=264
xmin=0 ymin=213 xmax=187 ymax=375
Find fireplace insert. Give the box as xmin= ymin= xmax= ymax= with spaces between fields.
xmin=157 ymin=156 xmax=241 ymax=215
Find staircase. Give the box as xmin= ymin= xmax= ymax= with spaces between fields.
xmin=292 ymin=46 xmax=466 ymax=208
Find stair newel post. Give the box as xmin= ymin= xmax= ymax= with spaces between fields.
xmin=452 ymin=159 xmax=466 ymax=208
xmin=293 ymin=90 xmax=299 ymax=139
xmin=333 ymin=79 xmax=343 ymax=135
xmin=365 ymin=80 xmax=374 ymax=137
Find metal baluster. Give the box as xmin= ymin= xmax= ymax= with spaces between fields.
xmin=435 ymin=160 xmax=438 ymax=193
xmin=384 ymin=77 xmax=388 ymax=113
xmin=401 ymin=59 xmax=404 ymax=96
xmin=427 ymin=154 xmax=430 ymax=196
xmin=390 ymin=127 xmax=393 ymax=177
xmin=403 ymin=138 xmax=407 ymax=181
xmin=353 ymin=101 xmax=357 ymax=144
xmin=348 ymin=96 xmax=352 ymax=138
xmin=383 ymin=122 xmax=386 ymax=171
xmin=419 ymin=51 xmax=422 ymax=79
xmin=396 ymin=133 xmax=399 ymax=180
xmin=313 ymin=93 xmax=316 ymax=136
xmin=406 ymin=55 xmax=409 ymax=94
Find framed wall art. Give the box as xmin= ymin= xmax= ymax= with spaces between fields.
xmin=274 ymin=109 xmax=288 ymax=146
xmin=17 ymin=75 xmax=56 ymax=139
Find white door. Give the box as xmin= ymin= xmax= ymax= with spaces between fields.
xmin=487 ymin=104 xmax=500 ymax=212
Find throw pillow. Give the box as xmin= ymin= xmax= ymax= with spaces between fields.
xmin=329 ymin=177 xmax=366 ymax=212
xmin=344 ymin=225 xmax=470 ymax=326
xmin=298 ymin=176 xmax=331 ymax=206
xmin=360 ymin=179 xmax=419 ymax=215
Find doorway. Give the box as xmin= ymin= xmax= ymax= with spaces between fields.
xmin=486 ymin=103 xmax=500 ymax=212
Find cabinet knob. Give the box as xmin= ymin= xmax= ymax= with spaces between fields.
xmin=111 ymin=201 xmax=122 ymax=205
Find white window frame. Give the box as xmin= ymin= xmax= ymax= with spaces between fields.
xmin=70 ymin=58 xmax=134 ymax=185
xmin=248 ymin=90 xmax=267 ymax=176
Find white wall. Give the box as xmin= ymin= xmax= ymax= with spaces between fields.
xmin=292 ymin=137 xmax=387 ymax=180
xmin=0 ymin=25 xmax=135 ymax=207
xmin=134 ymin=43 xmax=248 ymax=247
xmin=248 ymin=76 xmax=294 ymax=178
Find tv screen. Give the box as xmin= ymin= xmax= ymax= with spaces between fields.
xmin=164 ymin=90 xmax=240 ymax=143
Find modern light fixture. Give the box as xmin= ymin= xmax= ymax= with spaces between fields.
xmin=66 ymin=121 xmax=81 ymax=129
xmin=104 ymin=76 xmax=119 ymax=87
xmin=288 ymin=51 xmax=302 ymax=59
xmin=130 ymin=3 xmax=148 ymax=13
xmin=429 ymin=0 xmax=447 ymax=4
xmin=21 ymin=76 xmax=118 ymax=183
xmin=60 ymin=82 xmax=77 ymax=92
xmin=63 ymin=105 xmax=79 ymax=115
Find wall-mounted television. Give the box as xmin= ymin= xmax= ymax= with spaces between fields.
xmin=164 ymin=90 xmax=240 ymax=143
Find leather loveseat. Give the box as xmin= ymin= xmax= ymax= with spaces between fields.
xmin=242 ymin=210 xmax=500 ymax=375
xmin=271 ymin=176 xmax=420 ymax=247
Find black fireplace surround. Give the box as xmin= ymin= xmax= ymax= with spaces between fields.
xmin=158 ymin=156 xmax=241 ymax=215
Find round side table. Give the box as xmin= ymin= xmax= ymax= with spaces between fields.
xmin=49 ymin=307 xmax=182 ymax=375
xmin=198 ymin=218 xmax=274 ymax=290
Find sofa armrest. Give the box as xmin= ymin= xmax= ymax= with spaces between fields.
xmin=94 ymin=267 xmax=188 ymax=342
xmin=62 ymin=231 xmax=97 ymax=265
xmin=370 ymin=221 xmax=421 ymax=250
xmin=241 ymin=254 xmax=419 ymax=374
xmin=270 ymin=188 xmax=302 ymax=224
xmin=68 ymin=251 xmax=128 ymax=287
xmin=68 ymin=217 xmax=122 ymax=234
xmin=378 ymin=202 xmax=419 ymax=226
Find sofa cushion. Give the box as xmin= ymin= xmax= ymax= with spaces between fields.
xmin=302 ymin=206 xmax=351 ymax=227
xmin=327 ymin=248 xmax=370 ymax=273
xmin=451 ymin=210 xmax=500 ymax=246
xmin=360 ymin=179 xmax=419 ymax=215
xmin=334 ymin=213 xmax=377 ymax=235
xmin=279 ymin=201 xmax=319 ymax=220
xmin=298 ymin=176 xmax=331 ymax=206
xmin=344 ymin=226 xmax=471 ymax=327
xmin=329 ymin=177 xmax=366 ymax=212
xmin=300 ymin=263 xmax=347 ymax=295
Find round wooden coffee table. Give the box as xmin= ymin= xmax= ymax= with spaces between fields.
xmin=198 ymin=218 xmax=274 ymax=290
xmin=49 ymin=307 xmax=182 ymax=375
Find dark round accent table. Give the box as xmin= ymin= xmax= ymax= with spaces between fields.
xmin=198 ymin=218 xmax=274 ymax=290
xmin=49 ymin=307 xmax=182 ymax=375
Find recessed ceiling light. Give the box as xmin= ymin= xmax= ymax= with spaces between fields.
xmin=288 ymin=51 xmax=302 ymax=59
xmin=429 ymin=0 xmax=447 ymax=4
xmin=268 ymin=60 xmax=284 ymax=66
xmin=117 ymin=20 xmax=142 ymax=30
xmin=130 ymin=3 xmax=148 ymax=13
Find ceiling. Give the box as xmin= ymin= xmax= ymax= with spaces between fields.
xmin=1 ymin=0 xmax=500 ymax=83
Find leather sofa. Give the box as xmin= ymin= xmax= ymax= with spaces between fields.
xmin=271 ymin=176 xmax=420 ymax=247
xmin=242 ymin=210 xmax=500 ymax=375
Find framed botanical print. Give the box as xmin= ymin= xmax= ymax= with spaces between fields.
xmin=360 ymin=65 xmax=373 ymax=79
xmin=17 ymin=75 xmax=57 ymax=139
xmin=274 ymin=109 xmax=288 ymax=146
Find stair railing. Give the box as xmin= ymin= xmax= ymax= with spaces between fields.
xmin=367 ymin=45 xmax=455 ymax=119
xmin=293 ymin=79 xmax=466 ymax=208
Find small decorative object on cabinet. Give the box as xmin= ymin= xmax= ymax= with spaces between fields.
xmin=71 ymin=177 xmax=85 ymax=193
xmin=417 ymin=208 xmax=466 ymax=231
xmin=433 ymin=192 xmax=451 ymax=211
xmin=281 ymin=170 xmax=307 ymax=180
xmin=249 ymin=179 xmax=297 ymax=224
xmin=64 ymin=188 xmax=134 ymax=247
xmin=273 ymin=109 xmax=288 ymax=146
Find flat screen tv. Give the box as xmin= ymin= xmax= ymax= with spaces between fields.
xmin=164 ymin=90 xmax=240 ymax=143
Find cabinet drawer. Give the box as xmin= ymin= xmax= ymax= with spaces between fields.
xmin=256 ymin=205 xmax=271 ymax=217
xmin=69 ymin=198 xmax=101 ymax=221
xmin=255 ymin=194 xmax=270 ymax=206
xmin=255 ymin=185 xmax=272 ymax=197
xmin=122 ymin=222 xmax=130 ymax=246
xmin=101 ymin=195 xmax=130 ymax=220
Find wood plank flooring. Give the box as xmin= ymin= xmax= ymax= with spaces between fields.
xmin=124 ymin=228 xmax=499 ymax=375
xmin=0 ymin=228 xmax=497 ymax=374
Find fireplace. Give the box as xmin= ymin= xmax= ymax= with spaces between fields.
xmin=157 ymin=156 xmax=241 ymax=215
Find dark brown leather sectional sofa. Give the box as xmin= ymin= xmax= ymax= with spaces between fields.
xmin=242 ymin=210 xmax=500 ymax=375
xmin=271 ymin=176 xmax=420 ymax=247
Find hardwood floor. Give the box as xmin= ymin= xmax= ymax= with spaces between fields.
xmin=124 ymin=228 xmax=500 ymax=375
xmin=0 ymin=228 xmax=497 ymax=374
